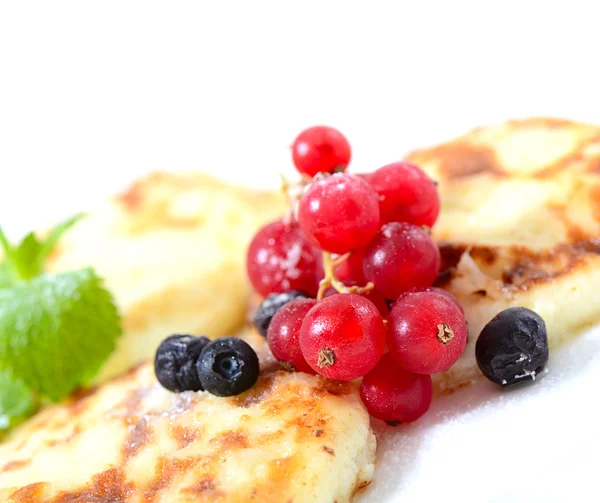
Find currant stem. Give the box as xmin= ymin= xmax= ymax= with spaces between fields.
xmin=316 ymin=252 xmax=374 ymax=300
xmin=280 ymin=173 xmax=314 ymax=225
xmin=280 ymin=173 xmax=296 ymax=208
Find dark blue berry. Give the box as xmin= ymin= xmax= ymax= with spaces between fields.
xmin=196 ymin=337 xmax=259 ymax=397
xmin=253 ymin=290 xmax=308 ymax=337
xmin=475 ymin=307 xmax=548 ymax=387
xmin=154 ymin=334 xmax=209 ymax=392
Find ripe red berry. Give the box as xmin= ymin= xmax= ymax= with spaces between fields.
xmin=246 ymin=219 xmax=322 ymax=297
xmin=360 ymin=353 xmax=433 ymax=426
xmin=368 ymin=162 xmax=440 ymax=227
xmin=335 ymin=249 xmax=366 ymax=283
xmin=396 ymin=287 xmax=464 ymax=315
xmin=299 ymin=294 xmax=386 ymax=381
xmin=363 ymin=222 xmax=440 ymax=299
xmin=354 ymin=173 xmax=372 ymax=183
xmin=298 ymin=173 xmax=380 ymax=254
xmin=267 ymin=298 xmax=317 ymax=374
xmin=387 ymin=291 xmax=468 ymax=374
xmin=292 ymin=126 xmax=351 ymax=177
xmin=323 ymin=283 xmax=389 ymax=318
xmin=360 ymin=353 xmax=432 ymax=424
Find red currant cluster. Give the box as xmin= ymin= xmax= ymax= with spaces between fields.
xmin=247 ymin=126 xmax=468 ymax=425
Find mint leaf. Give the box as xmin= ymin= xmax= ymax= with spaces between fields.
xmin=11 ymin=233 xmax=44 ymax=280
xmin=0 ymin=268 xmax=121 ymax=401
xmin=0 ymin=369 xmax=37 ymax=431
xmin=0 ymin=227 xmax=18 ymax=287
xmin=0 ymin=214 xmax=83 ymax=284
xmin=0 ymin=225 xmax=13 ymax=258
xmin=0 ymin=263 xmax=13 ymax=289
xmin=38 ymin=213 xmax=83 ymax=261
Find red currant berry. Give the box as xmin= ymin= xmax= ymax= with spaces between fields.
xmin=355 ymin=173 xmax=372 ymax=183
xmin=363 ymin=222 xmax=440 ymax=299
xmin=361 ymin=289 xmax=390 ymax=319
xmin=335 ymin=249 xmax=367 ymax=283
xmin=360 ymin=354 xmax=432 ymax=424
xmin=247 ymin=219 xmax=322 ymax=297
xmin=323 ymin=283 xmax=389 ymax=318
xmin=388 ymin=291 xmax=468 ymax=374
xmin=396 ymin=286 xmax=464 ymax=315
xmin=267 ymin=298 xmax=317 ymax=374
xmin=298 ymin=173 xmax=380 ymax=254
xmin=292 ymin=126 xmax=351 ymax=177
xmin=368 ymin=162 xmax=440 ymax=227
xmin=299 ymin=294 xmax=386 ymax=381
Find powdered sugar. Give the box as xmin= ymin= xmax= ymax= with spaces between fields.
xmin=516 ymin=353 xmax=529 ymax=363
xmin=280 ymin=241 xmax=303 ymax=279
xmin=514 ymin=368 xmax=537 ymax=381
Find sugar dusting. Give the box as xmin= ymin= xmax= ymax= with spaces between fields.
xmin=514 ymin=369 xmax=536 ymax=381
xmin=280 ymin=242 xmax=303 ymax=279
xmin=357 ymin=324 xmax=600 ymax=502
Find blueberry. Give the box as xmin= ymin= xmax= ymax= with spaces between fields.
xmin=154 ymin=334 xmax=209 ymax=392
xmin=196 ymin=337 xmax=259 ymax=397
xmin=475 ymin=307 xmax=548 ymax=388
xmin=253 ymin=290 xmax=308 ymax=337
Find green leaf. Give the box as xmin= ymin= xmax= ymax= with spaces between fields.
xmin=0 ymin=227 xmax=18 ymax=287
xmin=0 ymin=369 xmax=37 ymax=431
xmin=0 ymin=263 xmax=14 ymax=289
xmin=0 ymin=226 xmax=14 ymax=259
xmin=0 ymin=214 xmax=83 ymax=284
xmin=11 ymin=232 xmax=44 ymax=280
xmin=38 ymin=213 xmax=84 ymax=262
xmin=0 ymin=268 xmax=122 ymax=401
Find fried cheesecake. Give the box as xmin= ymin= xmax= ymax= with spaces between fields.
xmin=3 ymin=118 xmax=599 ymax=501
xmin=2 ymin=174 xmax=375 ymax=502
xmin=46 ymin=172 xmax=287 ymax=382
xmin=0 ymin=331 xmax=375 ymax=502
xmin=408 ymin=118 xmax=600 ymax=392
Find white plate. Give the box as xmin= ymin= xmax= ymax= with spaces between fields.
xmin=1 ymin=3 xmax=599 ymax=502
xmin=359 ymin=324 xmax=600 ymax=503
xmin=4 ymin=172 xmax=598 ymax=503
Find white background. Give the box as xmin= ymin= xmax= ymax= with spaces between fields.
xmin=1 ymin=2 xmax=599 ymax=502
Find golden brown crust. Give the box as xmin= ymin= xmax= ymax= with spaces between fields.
xmin=437 ymin=240 xmax=600 ymax=291
xmin=410 ymin=142 xmax=504 ymax=179
xmin=7 ymin=483 xmax=48 ymax=502
xmin=410 ymin=118 xmax=600 ymax=394
xmin=0 ymin=334 xmax=374 ymax=502
xmin=46 ymin=171 xmax=287 ymax=383
xmin=112 ymin=171 xmax=284 ymax=235
xmin=1 ymin=461 xmax=30 ymax=474
xmin=408 ymin=117 xmax=600 ymax=182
